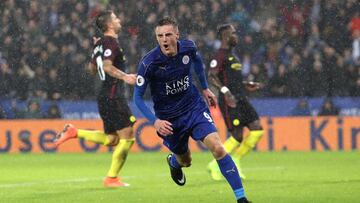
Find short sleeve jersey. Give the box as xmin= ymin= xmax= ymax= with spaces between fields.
xmin=91 ymin=36 xmax=126 ymax=99
xmin=209 ymin=48 xmax=245 ymax=97
xmin=135 ymin=40 xmax=204 ymax=119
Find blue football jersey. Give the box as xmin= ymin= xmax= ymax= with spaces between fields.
xmin=134 ymin=40 xmax=206 ymax=121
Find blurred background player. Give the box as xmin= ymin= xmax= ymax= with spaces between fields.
xmin=207 ymin=24 xmax=264 ymax=180
xmin=54 ymin=10 xmax=136 ymax=187
xmin=134 ymin=17 xmax=250 ymax=203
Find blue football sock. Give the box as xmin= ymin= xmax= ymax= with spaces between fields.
xmin=170 ymin=154 xmax=181 ymax=169
xmin=217 ymin=154 xmax=245 ymax=200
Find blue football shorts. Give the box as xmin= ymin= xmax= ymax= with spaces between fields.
xmin=158 ymin=101 xmax=217 ymax=155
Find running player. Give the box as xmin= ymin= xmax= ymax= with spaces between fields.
xmin=207 ymin=23 xmax=264 ymax=180
xmin=133 ymin=17 xmax=250 ymax=203
xmin=54 ymin=10 xmax=136 ymax=188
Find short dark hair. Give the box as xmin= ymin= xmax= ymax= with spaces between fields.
xmin=156 ymin=16 xmax=178 ymax=28
xmin=217 ymin=23 xmax=232 ymax=40
xmin=95 ymin=10 xmax=113 ymax=33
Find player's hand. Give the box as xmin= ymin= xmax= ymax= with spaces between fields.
xmin=123 ymin=74 xmax=137 ymax=85
xmin=202 ymin=89 xmax=217 ymax=108
xmin=243 ymin=81 xmax=261 ymax=92
xmin=224 ymin=91 xmax=237 ymax=108
xmin=154 ymin=119 xmax=173 ymax=136
xmin=93 ymin=37 xmax=100 ymax=45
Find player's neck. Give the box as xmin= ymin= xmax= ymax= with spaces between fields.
xmin=104 ymin=30 xmax=118 ymax=38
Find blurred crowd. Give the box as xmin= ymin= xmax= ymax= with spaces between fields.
xmin=0 ymin=0 xmax=360 ymax=104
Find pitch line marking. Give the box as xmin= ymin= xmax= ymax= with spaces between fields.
xmin=0 ymin=166 xmax=283 ymax=188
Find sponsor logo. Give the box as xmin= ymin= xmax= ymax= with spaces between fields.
xmin=165 ymin=76 xmax=190 ymax=95
xmin=159 ymin=66 xmax=166 ymax=70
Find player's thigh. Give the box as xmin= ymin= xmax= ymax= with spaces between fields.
xmin=202 ymin=132 xmax=226 ymax=159
xmin=116 ymin=126 xmax=134 ymax=139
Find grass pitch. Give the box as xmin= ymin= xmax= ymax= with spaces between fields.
xmin=0 ymin=151 xmax=359 ymax=203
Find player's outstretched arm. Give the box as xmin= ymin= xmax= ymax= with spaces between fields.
xmin=103 ymin=60 xmax=136 ymax=85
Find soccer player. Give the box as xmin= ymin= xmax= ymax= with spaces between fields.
xmin=207 ymin=23 xmax=264 ymax=180
xmin=54 ymin=10 xmax=136 ymax=188
xmin=134 ymin=17 xmax=250 ymax=203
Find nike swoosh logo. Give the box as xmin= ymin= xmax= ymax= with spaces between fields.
xmin=177 ymin=174 xmax=185 ymax=184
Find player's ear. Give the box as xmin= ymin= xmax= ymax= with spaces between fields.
xmin=176 ymin=32 xmax=179 ymax=40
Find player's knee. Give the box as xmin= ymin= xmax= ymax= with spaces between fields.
xmin=211 ymin=144 xmax=226 ymax=159
xmin=108 ymin=136 xmax=119 ymax=146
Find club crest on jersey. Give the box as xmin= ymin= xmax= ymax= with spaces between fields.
xmin=104 ymin=49 xmax=112 ymax=57
xmin=182 ymin=55 xmax=190 ymax=65
xmin=136 ymin=75 xmax=145 ymax=86
xmin=165 ymin=75 xmax=190 ymax=95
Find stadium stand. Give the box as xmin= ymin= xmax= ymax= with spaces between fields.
xmin=0 ymin=0 xmax=359 ymax=118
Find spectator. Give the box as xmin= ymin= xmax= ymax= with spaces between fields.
xmin=268 ymin=64 xmax=289 ymax=97
xmin=347 ymin=64 xmax=360 ymax=96
xmin=45 ymin=104 xmax=62 ymax=119
xmin=318 ymin=98 xmax=340 ymax=116
xmin=0 ymin=0 xmax=358 ymax=102
xmin=308 ymin=59 xmax=328 ymax=97
xmin=12 ymin=100 xmax=43 ymax=119
xmin=291 ymin=98 xmax=311 ymax=116
xmin=0 ymin=105 xmax=6 ymax=119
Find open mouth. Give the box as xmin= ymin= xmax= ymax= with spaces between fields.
xmin=164 ymin=44 xmax=169 ymax=50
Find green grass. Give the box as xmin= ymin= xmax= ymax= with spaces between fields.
xmin=0 ymin=152 xmax=359 ymax=203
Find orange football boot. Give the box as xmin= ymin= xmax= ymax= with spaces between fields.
xmin=103 ymin=177 xmax=129 ymax=188
xmin=54 ymin=124 xmax=78 ymax=147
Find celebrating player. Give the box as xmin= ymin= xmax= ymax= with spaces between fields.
xmin=134 ymin=17 xmax=250 ymax=203
xmin=54 ymin=10 xmax=136 ymax=187
xmin=207 ymin=23 xmax=264 ymax=180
